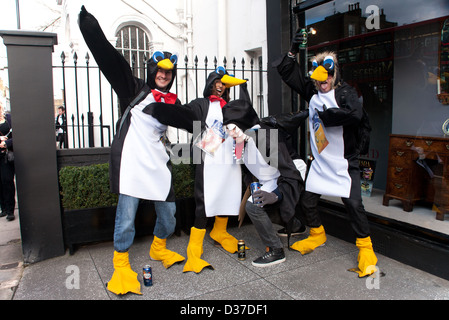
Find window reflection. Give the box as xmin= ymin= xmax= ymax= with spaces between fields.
xmin=301 ymin=1 xmax=449 ymax=232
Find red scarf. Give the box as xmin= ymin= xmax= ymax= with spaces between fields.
xmin=152 ymin=90 xmax=177 ymax=104
xmin=209 ymin=95 xmax=227 ymax=108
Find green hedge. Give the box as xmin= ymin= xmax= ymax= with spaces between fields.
xmin=59 ymin=162 xmax=195 ymax=210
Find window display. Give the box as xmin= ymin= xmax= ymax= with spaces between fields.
xmin=303 ymin=1 xmax=449 ymax=231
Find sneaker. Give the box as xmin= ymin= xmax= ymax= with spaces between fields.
xmin=252 ymin=248 xmax=285 ymax=267
xmin=277 ymin=224 xmax=306 ymax=237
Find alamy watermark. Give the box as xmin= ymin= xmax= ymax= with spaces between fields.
xmin=65 ymin=265 xmax=80 ymax=290
xmin=170 ymin=121 xmax=279 ymax=169
xmin=64 ymin=264 xmax=380 ymax=291
xmin=365 ymin=266 xmax=381 ymax=290
xmin=366 ymin=5 xmax=380 ymax=30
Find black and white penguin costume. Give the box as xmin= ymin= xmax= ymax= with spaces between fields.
xmin=222 ymin=98 xmax=304 ymax=229
xmin=144 ymin=67 xmax=247 ymax=272
xmin=273 ymin=50 xmax=378 ymax=277
xmin=276 ymin=53 xmax=362 ymax=198
xmin=79 ymin=6 xmax=184 ymax=295
xmin=189 ymin=67 xmax=243 ymax=221
xmin=147 ymin=67 xmax=247 ymax=220
xmin=79 ymin=7 xmax=179 ymax=201
xmin=221 ymin=97 xmax=304 ymax=265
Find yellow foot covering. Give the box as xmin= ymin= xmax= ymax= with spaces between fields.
xmin=350 ymin=236 xmax=378 ymax=278
xmin=183 ymin=227 xmax=214 ymax=273
xmin=107 ymin=251 xmax=141 ymax=295
xmin=210 ymin=216 xmax=245 ymax=253
xmin=290 ymin=225 xmax=326 ymax=254
xmin=149 ymin=236 xmax=185 ymax=269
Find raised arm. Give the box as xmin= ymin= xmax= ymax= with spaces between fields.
xmin=78 ymin=6 xmax=138 ymax=110
xmin=274 ymin=28 xmax=317 ymax=102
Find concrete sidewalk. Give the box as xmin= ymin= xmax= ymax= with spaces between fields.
xmin=4 ymin=212 xmax=449 ymax=301
xmin=0 ymin=206 xmax=23 ymax=300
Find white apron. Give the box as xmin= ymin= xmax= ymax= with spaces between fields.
xmin=306 ymin=90 xmax=351 ymax=198
xmin=119 ymin=93 xmax=172 ymax=200
xmin=202 ymin=101 xmax=242 ymax=217
xmin=243 ymin=135 xmax=280 ymax=202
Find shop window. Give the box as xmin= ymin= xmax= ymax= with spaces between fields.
xmin=305 ymin=2 xmax=449 ymax=232
xmin=348 ymin=24 xmax=355 ymax=37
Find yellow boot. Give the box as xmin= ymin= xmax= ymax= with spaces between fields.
xmin=352 ymin=236 xmax=378 ymax=277
xmin=210 ymin=216 xmax=243 ymax=253
xmin=183 ymin=227 xmax=214 ymax=273
xmin=149 ymin=236 xmax=185 ymax=269
xmin=290 ymin=225 xmax=326 ymax=254
xmin=107 ymin=251 xmax=141 ymax=295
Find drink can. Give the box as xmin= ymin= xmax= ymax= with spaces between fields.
xmin=143 ymin=265 xmax=153 ymax=286
xmin=250 ymin=182 xmax=261 ymax=204
xmin=238 ymin=240 xmax=246 ymax=260
xmin=299 ymin=28 xmax=308 ymax=49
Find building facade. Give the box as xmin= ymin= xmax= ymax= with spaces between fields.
xmin=53 ymin=0 xmax=268 ymax=146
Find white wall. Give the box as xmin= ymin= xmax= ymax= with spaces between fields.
xmin=1 ymin=0 xmax=268 ymax=147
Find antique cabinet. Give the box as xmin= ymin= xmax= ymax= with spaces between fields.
xmin=383 ymin=134 xmax=449 ymax=220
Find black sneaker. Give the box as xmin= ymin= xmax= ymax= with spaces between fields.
xmin=276 ymin=224 xmax=306 ymax=237
xmin=252 ymin=248 xmax=285 ymax=267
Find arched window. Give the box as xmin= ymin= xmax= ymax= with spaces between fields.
xmin=116 ymin=25 xmax=151 ymax=80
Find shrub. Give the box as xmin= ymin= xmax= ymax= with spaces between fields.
xmin=172 ymin=161 xmax=195 ymax=199
xmin=59 ymin=163 xmax=118 ymax=210
xmin=59 ymin=162 xmax=195 ymax=210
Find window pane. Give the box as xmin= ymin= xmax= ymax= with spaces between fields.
xmin=115 ymin=25 xmax=151 ymax=80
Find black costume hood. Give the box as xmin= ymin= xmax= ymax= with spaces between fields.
xmin=203 ymin=66 xmax=246 ymax=99
xmin=222 ymin=87 xmax=260 ymax=132
xmin=147 ymin=51 xmax=178 ymax=91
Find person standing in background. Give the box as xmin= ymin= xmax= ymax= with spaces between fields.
xmin=55 ymin=106 xmax=67 ymax=149
xmin=0 ymin=102 xmax=15 ymax=221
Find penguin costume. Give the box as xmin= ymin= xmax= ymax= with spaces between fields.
xmin=79 ymin=6 xmax=184 ymax=295
xmin=144 ymin=67 xmax=247 ymax=273
xmin=272 ymin=34 xmax=378 ymax=277
xmin=222 ymin=95 xmax=304 ymax=267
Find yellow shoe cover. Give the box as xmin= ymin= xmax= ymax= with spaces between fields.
xmin=351 ymin=236 xmax=378 ymax=278
xmin=210 ymin=216 xmax=245 ymax=253
xmin=183 ymin=227 xmax=214 ymax=273
xmin=107 ymin=251 xmax=142 ymax=295
xmin=290 ymin=225 xmax=326 ymax=254
xmin=149 ymin=236 xmax=185 ymax=269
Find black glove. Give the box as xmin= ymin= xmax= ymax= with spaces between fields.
xmin=252 ymin=190 xmax=279 ymax=207
xmin=266 ymin=111 xmax=309 ymax=133
xmin=315 ymin=104 xmax=327 ymax=119
xmin=289 ymin=29 xmax=306 ymax=55
xmin=78 ymin=5 xmax=88 ymax=25
xmin=260 ymin=115 xmax=278 ymax=129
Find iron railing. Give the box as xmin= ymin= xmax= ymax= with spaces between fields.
xmin=53 ymin=52 xmax=267 ymax=149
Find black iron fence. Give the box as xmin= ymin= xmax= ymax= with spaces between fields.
xmin=53 ymin=52 xmax=267 ymax=149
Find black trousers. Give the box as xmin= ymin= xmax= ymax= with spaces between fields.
xmin=0 ymin=155 xmax=15 ymax=215
xmin=301 ymin=159 xmax=371 ymax=239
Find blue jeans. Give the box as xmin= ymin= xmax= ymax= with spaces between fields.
xmin=114 ymin=194 xmax=177 ymax=252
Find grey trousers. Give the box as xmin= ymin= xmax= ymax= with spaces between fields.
xmin=245 ymin=201 xmax=283 ymax=249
